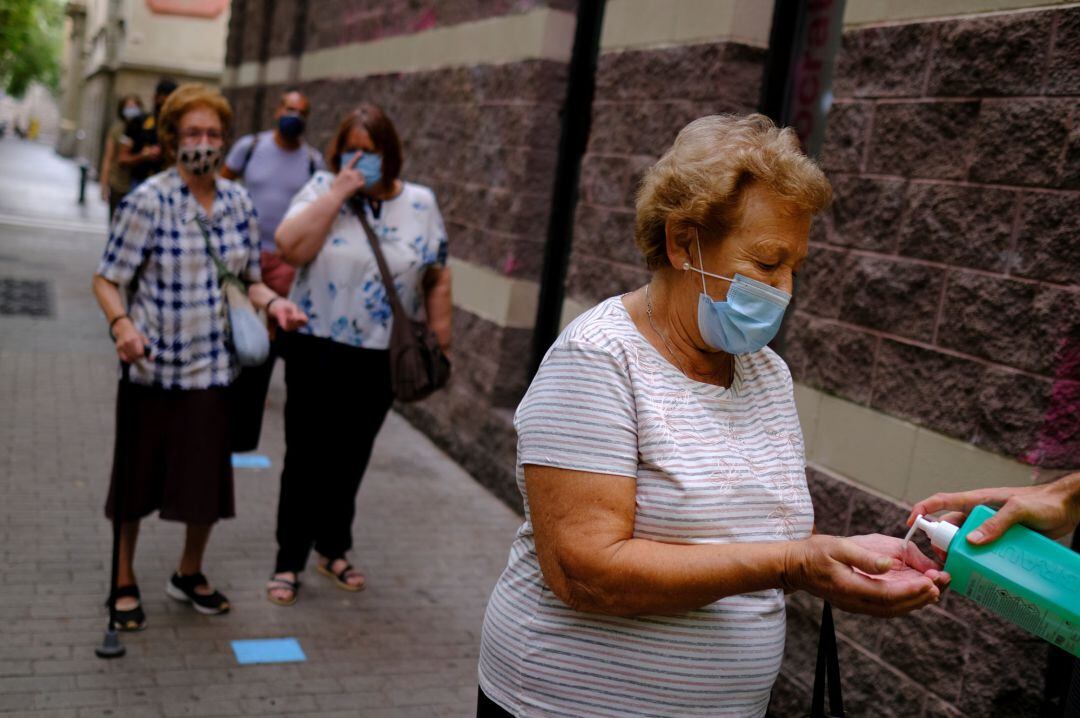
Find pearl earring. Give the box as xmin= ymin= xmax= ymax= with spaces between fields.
xmin=682 ymin=261 xmax=690 ymax=270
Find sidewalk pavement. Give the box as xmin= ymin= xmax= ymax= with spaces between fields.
xmin=0 ymin=137 xmax=522 ymax=717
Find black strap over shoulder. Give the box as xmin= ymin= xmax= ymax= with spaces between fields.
xmin=242 ymin=133 xmax=317 ymax=177
xmin=241 ymin=133 xmax=260 ymax=175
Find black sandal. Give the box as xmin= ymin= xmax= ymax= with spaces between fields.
xmin=266 ymin=574 xmax=301 ymax=606
xmin=316 ymin=557 xmax=365 ymax=592
xmin=166 ymin=572 xmax=230 ymax=615
xmin=106 ymin=584 xmax=147 ymax=632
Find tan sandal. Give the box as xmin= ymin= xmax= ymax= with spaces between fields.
xmin=316 ymin=557 xmax=365 ymax=592
xmin=266 ymin=575 xmax=300 ymax=606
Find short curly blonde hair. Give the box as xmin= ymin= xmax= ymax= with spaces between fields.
xmin=157 ymin=83 xmax=232 ymax=164
xmin=635 ymin=114 xmax=832 ymax=270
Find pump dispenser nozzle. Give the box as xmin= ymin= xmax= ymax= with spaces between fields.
xmin=903 ymin=514 xmax=959 ymax=555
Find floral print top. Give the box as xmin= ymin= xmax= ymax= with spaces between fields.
xmin=284 ymin=172 xmax=448 ymax=350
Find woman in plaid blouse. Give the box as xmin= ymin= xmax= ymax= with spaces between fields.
xmin=91 ymin=84 xmax=307 ymax=631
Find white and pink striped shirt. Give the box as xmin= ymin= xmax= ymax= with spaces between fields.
xmin=479 ymin=296 xmax=814 ymax=717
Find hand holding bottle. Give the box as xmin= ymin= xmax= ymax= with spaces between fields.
xmin=908 ymin=472 xmax=1080 ymax=546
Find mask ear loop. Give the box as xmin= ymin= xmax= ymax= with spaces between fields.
xmin=694 ymin=233 xmax=706 ymax=294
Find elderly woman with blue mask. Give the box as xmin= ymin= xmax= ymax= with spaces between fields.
xmin=475 ymin=114 xmax=950 ymax=718
xmin=267 ymin=103 xmax=452 ymax=606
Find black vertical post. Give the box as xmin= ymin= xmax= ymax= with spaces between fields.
xmin=291 ymin=0 xmax=308 ymax=59
xmin=758 ymin=0 xmax=846 ymax=356
xmin=251 ymin=0 xmax=276 ymax=133
xmin=529 ymin=0 xmax=607 ymax=376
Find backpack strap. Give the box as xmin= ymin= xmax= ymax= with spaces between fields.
xmin=240 ymin=133 xmax=261 ymax=176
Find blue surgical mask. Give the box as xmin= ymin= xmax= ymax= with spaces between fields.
xmin=340 ymin=151 xmax=382 ymax=188
xmin=685 ymin=236 xmax=791 ymax=355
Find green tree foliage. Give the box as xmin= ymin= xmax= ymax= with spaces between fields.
xmin=0 ymin=0 xmax=64 ymax=98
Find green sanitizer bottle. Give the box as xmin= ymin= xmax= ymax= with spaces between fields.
xmin=904 ymin=504 xmax=1080 ymax=657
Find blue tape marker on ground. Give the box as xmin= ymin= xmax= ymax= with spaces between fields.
xmin=231 ymin=638 xmax=306 ymax=665
xmin=231 ymin=453 xmax=272 ymax=469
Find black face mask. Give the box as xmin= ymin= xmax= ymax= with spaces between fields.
xmin=278 ymin=114 xmax=305 ymax=139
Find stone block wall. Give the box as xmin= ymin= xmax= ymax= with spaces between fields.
xmin=769 ymin=7 xmax=1079 ymax=716
xmin=563 ymin=41 xmax=768 ymax=306
xmin=790 ymin=5 xmax=1080 ymax=469
xmin=223 ymin=1 xmax=576 ymax=508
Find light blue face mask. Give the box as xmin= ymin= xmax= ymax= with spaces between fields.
xmin=685 ymin=236 xmax=791 ymax=355
xmin=340 ymin=150 xmax=382 ymax=188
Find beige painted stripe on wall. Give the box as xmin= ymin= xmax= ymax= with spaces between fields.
xmin=448 ymin=257 xmax=540 ymax=330
xmin=844 ymin=0 xmax=1078 ymax=28
xmin=794 ymin=383 xmax=1049 ymax=504
xmin=600 ymin=0 xmax=773 ymax=51
xmin=223 ymin=8 xmax=577 ymax=88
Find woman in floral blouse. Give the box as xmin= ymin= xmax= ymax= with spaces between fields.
xmin=267 ymin=103 xmax=452 ymax=605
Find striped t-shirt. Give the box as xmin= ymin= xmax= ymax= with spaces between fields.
xmin=478 ymin=296 xmax=814 ymax=717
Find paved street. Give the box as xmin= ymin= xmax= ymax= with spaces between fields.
xmin=0 ymin=137 xmax=522 ymax=717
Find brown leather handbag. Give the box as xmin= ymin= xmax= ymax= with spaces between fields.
xmin=352 ymin=197 xmax=451 ymax=402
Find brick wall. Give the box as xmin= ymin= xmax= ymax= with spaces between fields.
xmin=789 ymin=5 xmax=1080 ymax=469
xmin=564 ymin=41 xmax=767 ymax=306
xmin=769 ymin=7 xmax=1080 ymax=716
xmin=222 ymin=2 xmax=576 ymax=508
xmin=303 ymin=0 xmax=574 ymax=52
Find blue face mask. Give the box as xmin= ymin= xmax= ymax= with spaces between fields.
xmin=340 ymin=151 xmax=382 ymax=188
xmin=685 ymin=236 xmax=791 ymax=355
xmin=278 ymin=113 xmax=305 ymax=139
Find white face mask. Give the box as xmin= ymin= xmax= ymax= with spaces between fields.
xmin=178 ymin=144 xmax=223 ymax=176
xmin=122 ymin=106 xmax=142 ymax=121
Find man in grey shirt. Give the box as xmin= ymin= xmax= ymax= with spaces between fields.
xmin=222 ymin=89 xmax=323 ymax=450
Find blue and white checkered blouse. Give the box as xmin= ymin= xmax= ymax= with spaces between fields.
xmin=96 ymin=168 xmax=262 ymax=389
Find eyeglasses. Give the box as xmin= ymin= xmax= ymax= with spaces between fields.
xmin=179 ymin=129 xmax=223 ymax=141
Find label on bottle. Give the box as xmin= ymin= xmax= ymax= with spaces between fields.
xmin=968 ymin=571 xmax=1079 ymax=656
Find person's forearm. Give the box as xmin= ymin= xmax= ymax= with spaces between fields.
xmin=424 ymin=268 xmax=452 ymax=349
xmin=247 ymin=282 xmax=279 ymax=310
xmin=92 ymin=274 xmax=126 ymax=322
xmin=116 ymin=145 xmax=140 ymax=169
xmin=100 ymin=140 xmax=114 ymax=184
xmin=275 ymin=190 xmax=345 ymax=266
xmin=547 ymin=537 xmax=791 ymax=617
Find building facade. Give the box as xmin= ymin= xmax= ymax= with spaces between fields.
xmin=57 ymin=0 xmax=231 ymax=165
xmin=223 ymin=1 xmax=1080 ymax=714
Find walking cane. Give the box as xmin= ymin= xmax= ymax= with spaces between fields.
xmin=96 ymin=358 xmax=141 ymax=659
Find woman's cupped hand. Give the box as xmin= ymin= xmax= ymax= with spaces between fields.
xmin=782 ymin=533 xmax=950 ymax=617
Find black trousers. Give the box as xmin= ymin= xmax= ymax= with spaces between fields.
xmin=230 ymin=339 xmax=281 ymax=453
xmin=274 ymin=333 xmax=393 ymax=574
xmin=477 ymin=687 xmax=514 ymax=717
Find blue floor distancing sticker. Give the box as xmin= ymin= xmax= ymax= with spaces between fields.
xmin=231 ymin=454 xmax=272 ymax=470
xmin=231 ymin=638 xmax=306 ymax=665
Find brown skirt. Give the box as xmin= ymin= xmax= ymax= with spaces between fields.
xmin=105 ymin=380 xmax=235 ymax=524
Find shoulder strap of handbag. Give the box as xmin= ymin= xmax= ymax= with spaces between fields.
xmin=193 ymin=217 xmax=243 ymax=289
xmin=350 ymin=197 xmax=411 ymax=323
xmin=811 ymin=601 xmax=845 ymax=718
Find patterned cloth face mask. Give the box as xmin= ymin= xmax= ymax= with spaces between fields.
xmin=684 ymin=235 xmax=791 ymax=355
xmin=178 ymin=144 xmax=223 ymax=176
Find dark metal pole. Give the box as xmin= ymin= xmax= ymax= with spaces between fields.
xmin=96 ymin=365 xmax=131 ymax=659
xmin=529 ymin=0 xmax=607 ymax=376
xmin=758 ymin=0 xmax=846 ymax=356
